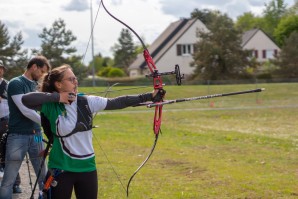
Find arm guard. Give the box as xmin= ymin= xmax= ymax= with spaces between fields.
xmin=105 ymin=93 xmax=152 ymax=110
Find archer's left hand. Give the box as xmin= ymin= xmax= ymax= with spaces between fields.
xmin=152 ymin=88 xmax=166 ymax=102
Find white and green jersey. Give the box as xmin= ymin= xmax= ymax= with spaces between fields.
xmin=41 ymin=96 xmax=107 ymax=172
xmin=22 ymin=91 xmax=153 ymax=172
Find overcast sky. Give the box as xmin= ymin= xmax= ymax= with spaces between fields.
xmin=0 ymin=0 xmax=295 ymax=64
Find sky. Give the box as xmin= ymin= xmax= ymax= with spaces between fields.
xmin=0 ymin=0 xmax=295 ymax=64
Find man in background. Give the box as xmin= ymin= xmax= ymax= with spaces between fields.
xmin=0 ymin=56 xmax=50 ymax=198
xmin=0 ymin=60 xmax=22 ymax=193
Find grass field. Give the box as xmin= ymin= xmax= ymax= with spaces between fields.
xmin=79 ymin=83 xmax=298 ymax=199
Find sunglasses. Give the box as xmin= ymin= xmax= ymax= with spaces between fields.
xmin=62 ymin=76 xmax=78 ymax=84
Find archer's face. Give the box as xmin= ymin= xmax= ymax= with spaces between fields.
xmin=55 ymin=68 xmax=78 ymax=94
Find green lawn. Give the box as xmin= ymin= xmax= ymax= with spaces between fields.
xmin=79 ymin=83 xmax=298 ymax=198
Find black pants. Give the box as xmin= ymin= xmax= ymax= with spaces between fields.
xmin=50 ymin=170 xmax=98 ymax=199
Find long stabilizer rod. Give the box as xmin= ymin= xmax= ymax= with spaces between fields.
xmin=147 ymin=88 xmax=265 ymax=108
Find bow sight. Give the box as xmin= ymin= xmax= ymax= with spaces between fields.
xmin=145 ymin=64 xmax=184 ymax=86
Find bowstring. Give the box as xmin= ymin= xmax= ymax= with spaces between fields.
xmin=82 ymin=0 xmax=161 ymax=197
xmin=76 ymin=98 xmax=127 ymax=195
xmin=78 ymin=0 xmax=127 ymax=193
xmin=100 ymin=0 xmax=162 ymax=197
xmin=92 ymin=132 xmax=127 ymax=193
xmin=81 ymin=0 xmax=102 ymax=63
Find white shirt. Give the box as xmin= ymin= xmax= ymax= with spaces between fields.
xmin=0 ymin=99 xmax=9 ymax=118
xmin=0 ymin=78 xmax=9 ymax=118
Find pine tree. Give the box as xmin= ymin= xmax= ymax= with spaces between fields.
xmin=0 ymin=21 xmax=28 ymax=79
xmin=112 ymin=29 xmax=136 ymax=75
xmin=33 ymin=18 xmax=87 ymax=80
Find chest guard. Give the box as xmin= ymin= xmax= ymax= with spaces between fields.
xmin=71 ymin=95 xmax=93 ymax=133
xmin=41 ymin=95 xmax=93 ymax=140
xmin=61 ymin=95 xmax=93 ymax=138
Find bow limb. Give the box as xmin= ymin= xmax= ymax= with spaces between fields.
xmin=126 ymin=134 xmax=158 ymax=197
xmin=101 ymin=0 xmax=163 ymax=196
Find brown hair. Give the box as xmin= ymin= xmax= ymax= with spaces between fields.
xmin=27 ymin=55 xmax=51 ymax=71
xmin=41 ymin=64 xmax=72 ymax=92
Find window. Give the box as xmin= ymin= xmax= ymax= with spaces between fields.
xmin=262 ymin=49 xmax=276 ymax=59
xmin=177 ymin=44 xmax=194 ymax=56
xmin=249 ymin=50 xmax=258 ymax=58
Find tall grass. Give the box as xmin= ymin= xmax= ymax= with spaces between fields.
xmin=79 ymin=83 xmax=297 ymax=198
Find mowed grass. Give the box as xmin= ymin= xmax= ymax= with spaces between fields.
xmin=79 ymin=83 xmax=298 ymax=199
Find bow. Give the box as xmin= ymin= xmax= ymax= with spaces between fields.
xmin=101 ymin=1 xmax=184 ymax=196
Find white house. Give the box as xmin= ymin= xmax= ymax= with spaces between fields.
xmin=128 ymin=19 xmax=280 ymax=77
xmin=128 ymin=18 xmax=208 ymax=77
xmin=241 ymin=28 xmax=280 ymax=62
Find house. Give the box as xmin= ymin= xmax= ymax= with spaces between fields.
xmin=241 ymin=28 xmax=280 ymax=62
xmin=128 ymin=19 xmax=280 ymax=77
xmin=128 ymin=18 xmax=208 ymax=77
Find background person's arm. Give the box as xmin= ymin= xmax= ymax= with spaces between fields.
xmin=12 ymin=94 xmax=41 ymax=124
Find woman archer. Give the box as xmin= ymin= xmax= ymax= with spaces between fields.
xmin=22 ymin=64 xmax=165 ymax=199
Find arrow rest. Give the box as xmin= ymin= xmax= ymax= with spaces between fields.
xmin=145 ymin=64 xmax=184 ymax=85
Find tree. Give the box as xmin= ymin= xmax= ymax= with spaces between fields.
xmin=274 ymin=15 xmax=298 ymax=46
xmin=285 ymin=1 xmax=298 ymax=16
xmin=263 ymin=0 xmax=287 ymax=37
xmin=235 ymin=12 xmax=265 ymax=32
xmin=134 ymin=36 xmax=148 ymax=55
xmin=88 ymin=53 xmax=113 ymax=77
xmin=6 ymin=32 xmax=29 ymax=79
xmin=272 ymin=31 xmax=298 ymax=78
xmin=112 ymin=28 xmax=136 ymax=75
xmin=0 ymin=21 xmax=10 ymax=57
xmin=190 ymin=8 xmax=220 ymax=27
xmin=0 ymin=21 xmax=28 ymax=79
xmin=191 ymin=13 xmax=253 ymax=80
xmin=67 ymin=55 xmax=87 ymax=81
xmin=33 ymin=18 xmax=87 ymax=80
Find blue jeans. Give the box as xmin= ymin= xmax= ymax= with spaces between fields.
xmin=0 ymin=132 xmax=46 ymax=199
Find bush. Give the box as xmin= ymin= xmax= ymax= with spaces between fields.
xmin=98 ymin=67 xmax=126 ymax=77
xmin=107 ymin=68 xmax=125 ymax=77
xmin=98 ymin=67 xmax=112 ymax=77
